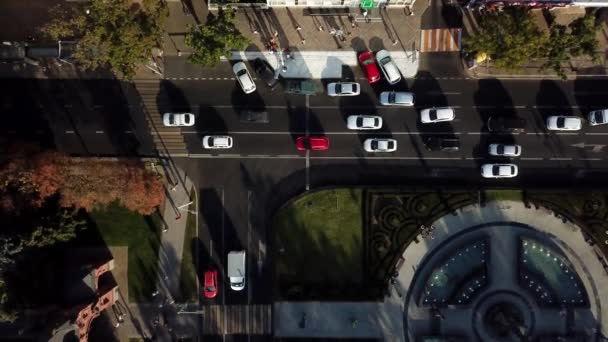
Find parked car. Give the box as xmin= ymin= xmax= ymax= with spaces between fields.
xmin=364 ymin=138 xmax=397 ymax=152
xmin=296 ymin=136 xmax=329 ymax=151
xmin=379 ymin=91 xmax=415 ymax=106
xmin=375 ymin=50 xmax=402 ymax=84
xmin=233 ymin=62 xmax=256 ymax=94
xmin=481 ymin=163 xmax=518 ymax=178
xmin=420 ymin=107 xmax=455 ymax=123
xmin=203 ymin=269 xmax=218 ymax=299
xmin=487 ymin=116 xmax=526 ymax=133
xmin=163 ymin=113 xmax=195 ymax=127
xmin=588 ymin=109 xmax=608 ymax=126
xmin=488 ymin=144 xmax=522 ymax=157
xmin=546 ymin=116 xmax=582 ymax=131
xmin=284 ymin=80 xmax=320 ymax=95
xmin=358 ymin=51 xmax=381 ymax=84
xmin=203 ymin=135 xmax=233 ymax=149
xmin=347 ymin=115 xmax=383 ymax=130
xmin=423 ymin=136 xmax=460 ymax=152
xmin=327 ymin=82 xmax=360 ymax=96
xmin=253 ymin=58 xmax=278 ymax=90
xmin=238 ymin=109 xmax=269 ymax=123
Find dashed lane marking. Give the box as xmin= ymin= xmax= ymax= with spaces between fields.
xmin=521 ymin=157 xmax=544 ymax=160
xmin=550 ymin=157 xmax=573 ymax=161
xmin=95 ymin=130 xmax=104 ymax=134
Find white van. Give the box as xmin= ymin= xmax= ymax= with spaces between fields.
xmin=227 ymin=251 xmax=246 ymax=291
xmin=375 ymin=50 xmax=401 ymax=85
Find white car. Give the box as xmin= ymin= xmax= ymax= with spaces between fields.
xmin=420 ymin=107 xmax=455 ymax=123
xmin=379 ymin=91 xmax=415 ymax=106
xmin=375 ymin=50 xmax=402 ymax=84
xmin=347 ymin=115 xmax=383 ymax=130
xmin=163 ymin=113 xmax=195 ymax=127
xmin=364 ymin=138 xmax=397 ymax=152
xmin=488 ymin=144 xmax=522 ymax=157
xmin=203 ymin=135 xmax=233 ymax=149
xmin=481 ymin=163 xmax=518 ymax=178
xmin=588 ymin=109 xmax=608 ymax=126
xmin=233 ymin=62 xmax=256 ymax=94
xmin=327 ymin=82 xmax=360 ymax=96
xmin=546 ymin=116 xmax=582 ymax=131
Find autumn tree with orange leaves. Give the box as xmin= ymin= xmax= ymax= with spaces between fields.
xmin=0 ymin=150 xmax=164 ymax=215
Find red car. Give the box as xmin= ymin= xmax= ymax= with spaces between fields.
xmin=358 ymin=51 xmax=381 ymax=84
xmin=296 ymin=136 xmax=329 ymax=151
xmin=203 ymin=269 xmax=218 ymax=299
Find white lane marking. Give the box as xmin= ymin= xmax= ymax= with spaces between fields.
xmin=550 ymin=157 xmax=573 ymax=161
xmin=521 ymin=157 xmax=544 ymax=160
xmin=95 ymin=130 xmax=104 ymax=134
xmin=580 ymin=158 xmax=602 ymax=161
xmin=465 ymin=157 xmax=483 ymax=160
xmin=66 ymin=130 xmax=75 ymax=134
xmin=585 ymin=132 xmax=608 ymax=135
xmin=467 ymin=132 xmax=490 ymax=135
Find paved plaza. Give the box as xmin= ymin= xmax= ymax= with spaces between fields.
xmin=275 ymin=199 xmax=608 ymax=341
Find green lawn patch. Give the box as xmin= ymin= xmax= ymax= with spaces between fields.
xmin=273 ymin=189 xmax=363 ymax=300
xmin=89 ymin=202 xmax=161 ymax=302
xmin=179 ymin=187 xmax=199 ymax=303
xmin=484 ymin=189 xmax=523 ymax=202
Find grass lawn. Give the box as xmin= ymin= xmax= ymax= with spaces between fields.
xmin=273 ymin=189 xmax=363 ymax=300
xmin=90 ymin=202 xmax=161 ymax=302
xmin=179 ymin=187 xmax=199 ymax=303
xmin=484 ymin=189 xmax=523 ymax=202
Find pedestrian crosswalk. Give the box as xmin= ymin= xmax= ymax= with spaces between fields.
xmin=420 ymin=28 xmax=462 ymax=53
xmin=135 ymin=81 xmax=188 ymax=156
xmin=203 ymin=305 xmax=272 ymax=335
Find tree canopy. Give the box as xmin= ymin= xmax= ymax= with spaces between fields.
xmin=42 ymin=0 xmax=168 ymax=79
xmin=464 ymin=8 xmax=600 ymax=77
xmin=186 ymin=8 xmax=249 ymax=67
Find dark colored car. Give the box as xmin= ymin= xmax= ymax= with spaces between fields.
xmin=239 ymin=109 xmax=269 ymax=123
xmin=296 ymin=136 xmax=329 ymax=151
xmin=424 ymin=136 xmax=460 ymax=152
xmin=253 ymin=58 xmax=279 ymax=90
xmin=487 ymin=116 xmax=526 ymax=133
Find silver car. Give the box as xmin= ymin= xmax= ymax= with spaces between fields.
xmin=233 ymin=62 xmax=256 ymax=94
xmin=364 ymin=138 xmax=397 ymax=152
xmin=203 ymin=136 xmax=233 ymax=149
xmin=588 ymin=109 xmax=608 ymax=126
xmin=488 ymin=144 xmax=522 ymax=157
xmin=327 ymin=82 xmax=360 ymax=96
xmin=379 ymin=91 xmax=415 ymax=106
xmin=375 ymin=49 xmax=401 ymax=85
xmin=163 ymin=113 xmax=195 ymax=127
xmin=546 ymin=116 xmax=582 ymax=131
xmin=347 ymin=115 xmax=383 ymax=130
xmin=420 ymin=107 xmax=455 ymax=123
xmin=481 ymin=163 xmax=518 ymax=178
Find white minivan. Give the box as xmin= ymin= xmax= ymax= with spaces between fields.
xmin=375 ymin=50 xmax=401 ymax=85
xmin=227 ymin=251 xmax=246 ymax=291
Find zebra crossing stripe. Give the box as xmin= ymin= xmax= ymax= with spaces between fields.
xmin=420 ymin=28 xmax=462 ymax=52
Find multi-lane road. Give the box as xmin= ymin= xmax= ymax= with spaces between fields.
xmin=2 ymin=64 xmax=608 ymax=339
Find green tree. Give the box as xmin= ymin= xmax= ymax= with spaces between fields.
xmin=543 ymin=13 xmax=600 ymax=79
xmin=186 ymin=8 xmax=249 ymax=67
xmin=463 ymin=7 xmax=547 ymax=69
xmin=42 ymin=0 xmax=167 ymax=79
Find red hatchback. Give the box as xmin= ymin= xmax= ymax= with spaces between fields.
xmin=203 ymin=269 xmax=218 ymax=299
xmin=358 ymin=51 xmax=381 ymax=84
xmin=296 ymin=136 xmax=329 ymax=151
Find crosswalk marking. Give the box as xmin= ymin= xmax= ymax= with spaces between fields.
xmin=420 ymin=28 xmax=462 ymax=52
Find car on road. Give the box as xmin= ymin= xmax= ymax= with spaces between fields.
xmin=488 ymin=144 xmax=522 ymax=157
xmin=358 ymin=51 xmax=381 ymax=84
xmin=481 ymin=163 xmax=518 ymax=178
xmin=487 ymin=116 xmax=526 ymax=133
xmin=588 ymin=109 xmax=608 ymax=126
xmin=546 ymin=116 xmax=582 ymax=131
xmin=162 ymin=113 xmax=195 ymax=127
xmin=233 ymin=61 xmax=256 ymax=94
xmin=203 ymin=135 xmax=233 ymax=149
xmin=420 ymin=107 xmax=455 ymax=123
xmin=203 ymin=269 xmax=218 ymax=299
xmin=253 ymin=58 xmax=278 ymax=90
xmin=375 ymin=50 xmax=402 ymax=85
xmin=327 ymin=82 xmax=360 ymax=96
xmin=238 ymin=109 xmax=269 ymax=123
xmin=379 ymin=91 xmax=415 ymax=106
xmin=347 ymin=115 xmax=383 ymax=130
xmin=296 ymin=136 xmax=329 ymax=151
xmin=423 ymin=136 xmax=460 ymax=152
xmin=364 ymin=138 xmax=397 ymax=152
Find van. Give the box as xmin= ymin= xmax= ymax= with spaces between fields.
xmin=227 ymin=251 xmax=246 ymax=291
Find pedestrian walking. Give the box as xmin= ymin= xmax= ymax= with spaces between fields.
xmin=301 ymin=39 xmax=306 ymax=45
xmin=318 ymin=25 xmax=324 ymax=31
xmin=363 ymin=10 xmax=369 ymax=23
xmin=295 ymin=25 xmax=302 ymax=31
xmin=253 ymin=29 xmax=259 ymax=34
